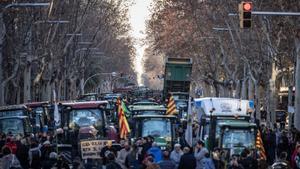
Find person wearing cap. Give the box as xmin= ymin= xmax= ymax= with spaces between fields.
xmin=170 ymin=143 xmax=183 ymax=169
xmin=194 ymin=140 xmax=208 ymax=169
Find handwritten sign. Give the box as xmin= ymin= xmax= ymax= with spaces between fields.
xmin=80 ymin=140 xmax=111 ymax=159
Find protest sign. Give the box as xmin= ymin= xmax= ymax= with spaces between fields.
xmin=80 ymin=140 xmax=111 ymax=159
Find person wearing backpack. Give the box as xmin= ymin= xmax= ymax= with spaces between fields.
xmin=28 ymin=140 xmax=41 ymax=169
xmin=106 ymin=152 xmax=122 ymax=169
xmin=0 ymin=146 xmax=22 ymax=169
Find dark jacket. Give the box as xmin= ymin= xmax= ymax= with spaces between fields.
xmin=178 ymin=153 xmax=196 ymax=169
xmin=106 ymin=161 xmax=122 ymax=169
xmin=15 ymin=141 xmax=29 ymax=169
xmin=100 ymin=146 xmax=117 ymax=165
xmin=158 ymin=159 xmax=176 ymax=169
xmin=125 ymin=150 xmax=141 ymax=169
xmin=239 ymin=156 xmax=257 ymax=169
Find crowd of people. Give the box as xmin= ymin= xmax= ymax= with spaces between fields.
xmin=1 ymin=125 xmax=300 ymax=169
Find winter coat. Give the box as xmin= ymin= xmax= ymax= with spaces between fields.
xmin=178 ymin=153 xmax=196 ymax=169
xmin=15 ymin=141 xmax=29 ymax=169
xmin=106 ymin=161 xmax=122 ymax=169
xmin=147 ymin=147 xmax=162 ymax=163
xmin=125 ymin=150 xmax=141 ymax=169
xmin=0 ymin=154 xmax=22 ymax=169
xmin=158 ymin=159 xmax=176 ymax=169
xmin=6 ymin=141 xmax=17 ymax=154
xmin=239 ymin=156 xmax=258 ymax=169
xmin=116 ymin=148 xmax=131 ymax=169
xmin=170 ymin=150 xmax=183 ymax=168
xmin=194 ymin=147 xmax=208 ymax=169
xmin=202 ymin=157 xmax=215 ymax=169
xmin=295 ymin=154 xmax=300 ymax=169
xmin=28 ymin=146 xmax=41 ymax=169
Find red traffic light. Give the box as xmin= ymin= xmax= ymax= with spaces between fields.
xmin=243 ymin=2 xmax=252 ymax=11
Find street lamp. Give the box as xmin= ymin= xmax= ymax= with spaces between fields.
xmin=4 ymin=3 xmax=50 ymax=9
xmin=34 ymin=20 xmax=70 ymax=24
xmin=82 ymin=72 xmax=118 ymax=94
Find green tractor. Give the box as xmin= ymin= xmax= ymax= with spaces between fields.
xmin=131 ymin=114 xmax=178 ymax=150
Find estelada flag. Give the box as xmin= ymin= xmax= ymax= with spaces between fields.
xmin=166 ymin=96 xmax=177 ymax=115
xmin=256 ymin=130 xmax=267 ymax=160
xmin=118 ymin=101 xmax=131 ymax=139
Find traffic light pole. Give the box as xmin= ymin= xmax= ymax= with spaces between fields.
xmin=229 ymin=11 xmax=300 ymax=16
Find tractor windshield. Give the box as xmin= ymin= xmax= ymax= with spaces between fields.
xmin=142 ymin=118 xmax=171 ymax=138
xmin=0 ymin=118 xmax=24 ymax=135
xmin=222 ymin=129 xmax=255 ymax=149
xmin=69 ymin=109 xmax=103 ymax=128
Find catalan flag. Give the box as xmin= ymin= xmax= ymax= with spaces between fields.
xmin=166 ymin=95 xmax=177 ymax=115
xmin=118 ymin=101 xmax=131 ymax=139
xmin=256 ymin=130 xmax=267 ymax=160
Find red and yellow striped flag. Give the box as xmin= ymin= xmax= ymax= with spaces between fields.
xmin=166 ymin=96 xmax=177 ymax=115
xmin=118 ymin=101 xmax=131 ymax=139
xmin=256 ymin=130 xmax=267 ymax=160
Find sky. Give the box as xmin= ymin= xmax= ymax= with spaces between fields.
xmin=129 ymin=0 xmax=153 ymax=86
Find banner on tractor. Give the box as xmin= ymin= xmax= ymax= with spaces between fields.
xmin=80 ymin=140 xmax=111 ymax=159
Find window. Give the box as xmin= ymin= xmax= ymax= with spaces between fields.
xmin=0 ymin=118 xmax=24 ymax=135
xmin=222 ymin=129 xmax=255 ymax=149
xmin=0 ymin=110 xmax=27 ymax=117
xmin=69 ymin=109 xmax=103 ymax=128
xmin=142 ymin=118 xmax=171 ymax=138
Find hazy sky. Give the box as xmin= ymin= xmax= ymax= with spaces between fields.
xmin=129 ymin=0 xmax=152 ymax=85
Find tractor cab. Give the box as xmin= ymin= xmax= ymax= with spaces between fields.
xmin=219 ymin=121 xmax=257 ymax=160
xmin=132 ymin=115 xmax=177 ymax=150
xmin=128 ymin=105 xmax=167 ymax=117
xmin=59 ymin=101 xmax=117 ymax=143
xmin=0 ymin=104 xmax=40 ymax=133
xmin=25 ymin=101 xmax=52 ymax=132
xmin=0 ymin=116 xmax=33 ymax=136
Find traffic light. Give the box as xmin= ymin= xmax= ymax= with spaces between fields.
xmin=239 ymin=1 xmax=252 ymax=28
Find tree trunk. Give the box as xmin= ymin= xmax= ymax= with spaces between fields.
xmin=241 ymin=79 xmax=247 ymax=99
xmin=288 ymin=86 xmax=294 ymax=129
xmin=248 ymin=79 xmax=254 ymax=100
xmin=23 ymin=58 xmax=32 ymax=103
xmin=269 ymin=62 xmax=278 ymax=127
xmin=0 ymin=13 xmax=6 ymax=105
xmin=254 ymin=82 xmax=261 ymax=121
xmin=294 ymin=31 xmax=300 ymax=131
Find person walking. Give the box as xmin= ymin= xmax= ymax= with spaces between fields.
xmin=294 ymin=145 xmax=300 ymax=169
xmin=125 ymin=144 xmax=141 ymax=169
xmin=106 ymin=152 xmax=122 ymax=169
xmin=227 ymin=155 xmax=244 ymax=169
xmin=178 ymin=147 xmax=196 ymax=169
xmin=170 ymin=143 xmax=183 ymax=169
xmin=158 ymin=151 xmax=176 ymax=169
xmin=194 ymin=140 xmax=208 ymax=169
xmin=238 ymin=148 xmax=257 ymax=169
xmin=147 ymin=142 xmax=162 ymax=163
xmin=202 ymin=152 xmax=215 ymax=169
xmin=271 ymin=152 xmax=291 ymax=169
xmin=0 ymin=146 xmax=22 ymax=169
xmin=117 ymin=142 xmax=132 ymax=169
xmin=28 ymin=139 xmax=42 ymax=169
